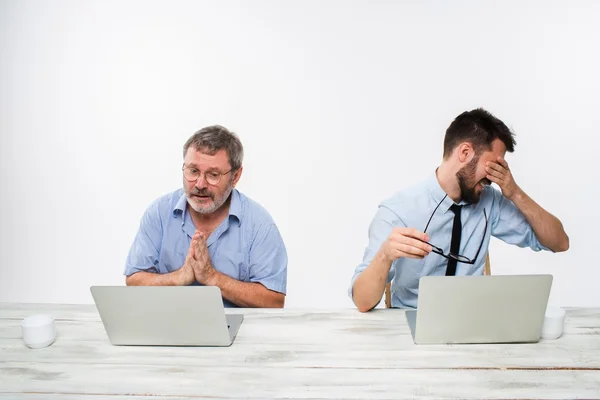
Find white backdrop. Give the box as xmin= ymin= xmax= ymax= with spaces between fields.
xmin=1 ymin=0 xmax=598 ymax=308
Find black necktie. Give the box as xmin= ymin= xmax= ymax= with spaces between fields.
xmin=446 ymin=204 xmax=463 ymax=276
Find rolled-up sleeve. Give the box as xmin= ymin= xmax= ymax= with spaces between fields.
xmin=124 ymin=201 xmax=163 ymax=276
xmin=490 ymin=188 xmax=550 ymax=252
xmin=348 ymin=205 xmax=404 ymax=300
xmin=248 ymin=223 xmax=288 ymax=294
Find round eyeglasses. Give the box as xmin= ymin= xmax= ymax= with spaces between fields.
xmin=182 ymin=165 xmax=232 ymax=186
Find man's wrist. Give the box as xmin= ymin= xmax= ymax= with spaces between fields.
xmin=509 ymin=186 xmax=524 ymax=203
xmin=376 ymin=246 xmax=394 ymax=264
xmin=174 ymin=266 xmax=187 ymax=286
xmin=205 ymin=267 xmax=222 ymax=287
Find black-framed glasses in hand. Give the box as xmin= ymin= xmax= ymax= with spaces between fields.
xmin=422 ymin=194 xmax=487 ymax=265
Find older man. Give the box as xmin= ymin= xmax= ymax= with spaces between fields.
xmin=125 ymin=125 xmax=287 ymax=308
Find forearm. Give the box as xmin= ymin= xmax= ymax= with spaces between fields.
xmin=126 ymin=270 xmax=184 ymax=286
xmin=511 ymin=189 xmax=569 ymax=252
xmin=210 ymin=272 xmax=285 ymax=308
xmin=352 ymin=248 xmax=393 ymax=313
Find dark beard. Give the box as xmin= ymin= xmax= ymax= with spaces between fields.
xmin=456 ymin=156 xmax=481 ymax=204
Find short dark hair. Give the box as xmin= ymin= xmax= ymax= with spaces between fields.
xmin=443 ymin=108 xmax=516 ymax=159
xmin=183 ymin=125 xmax=244 ymax=170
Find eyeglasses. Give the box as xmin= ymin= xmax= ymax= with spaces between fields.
xmin=422 ymin=194 xmax=487 ymax=264
xmin=182 ymin=164 xmax=233 ymax=186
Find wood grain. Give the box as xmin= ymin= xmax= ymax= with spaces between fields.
xmin=1 ymin=303 xmax=599 ymax=399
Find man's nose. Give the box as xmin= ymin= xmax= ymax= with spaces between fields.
xmin=194 ymin=174 xmax=208 ymax=189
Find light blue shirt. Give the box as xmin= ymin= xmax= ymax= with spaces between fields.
xmin=125 ymin=188 xmax=288 ymax=307
xmin=349 ymin=172 xmax=549 ymax=309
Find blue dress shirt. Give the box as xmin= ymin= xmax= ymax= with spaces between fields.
xmin=349 ymin=172 xmax=549 ymax=308
xmin=125 ymin=188 xmax=287 ymax=307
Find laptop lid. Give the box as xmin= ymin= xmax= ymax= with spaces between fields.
xmin=90 ymin=286 xmax=243 ymax=347
xmin=407 ymin=274 xmax=552 ymax=344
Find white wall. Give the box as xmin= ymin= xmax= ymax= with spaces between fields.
xmin=1 ymin=0 xmax=598 ymax=308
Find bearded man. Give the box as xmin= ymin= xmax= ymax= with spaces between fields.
xmin=125 ymin=125 xmax=287 ymax=308
xmin=349 ymin=108 xmax=569 ymax=311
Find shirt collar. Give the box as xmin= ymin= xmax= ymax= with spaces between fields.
xmin=173 ymin=188 xmax=243 ymax=226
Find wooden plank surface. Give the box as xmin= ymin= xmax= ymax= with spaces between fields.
xmin=1 ymin=303 xmax=599 ymax=399
xmin=1 ymin=362 xmax=600 ymax=399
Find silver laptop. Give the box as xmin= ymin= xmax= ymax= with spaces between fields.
xmin=405 ymin=274 xmax=552 ymax=344
xmin=90 ymin=286 xmax=243 ymax=346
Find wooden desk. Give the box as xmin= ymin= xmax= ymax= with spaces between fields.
xmin=1 ymin=304 xmax=599 ymax=399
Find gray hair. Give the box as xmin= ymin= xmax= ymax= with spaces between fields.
xmin=183 ymin=125 xmax=244 ymax=171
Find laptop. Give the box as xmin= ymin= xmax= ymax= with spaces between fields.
xmin=405 ymin=274 xmax=553 ymax=344
xmin=90 ymin=286 xmax=244 ymax=346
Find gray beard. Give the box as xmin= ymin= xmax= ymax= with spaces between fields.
xmin=186 ymin=184 xmax=233 ymax=214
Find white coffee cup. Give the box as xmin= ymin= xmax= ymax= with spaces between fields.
xmin=541 ymin=306 xmax=565 ymax=340
xmin=21 ymin=314 xmax=56 ymax=349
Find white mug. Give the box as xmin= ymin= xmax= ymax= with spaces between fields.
xmin=541 ymin=306 xmax=565 ymax=340
xmin=21 ymin=314 xmax=56 ymax=349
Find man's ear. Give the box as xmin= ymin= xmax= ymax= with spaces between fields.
xmin=231 ymin=166 xmax=243 ymax=187
xmin=456 ymin=142 xmax=475 ymax=164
